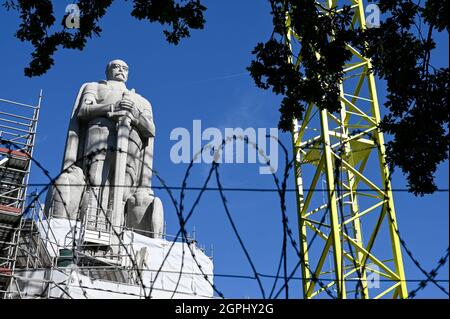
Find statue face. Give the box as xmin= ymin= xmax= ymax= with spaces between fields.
xmin=106 ymin=60 xmax=129 ymax=82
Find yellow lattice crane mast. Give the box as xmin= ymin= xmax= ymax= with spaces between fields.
xmin=288 ymin=0 xmax=408 ymax=299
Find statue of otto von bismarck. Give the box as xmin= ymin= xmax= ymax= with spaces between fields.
xmin=44 ymin=59 xmax=164 ymax=239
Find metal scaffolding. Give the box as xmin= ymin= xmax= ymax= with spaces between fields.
xmin=0 ymin=91 xmax=42 ymax=296
xmin=288 ymin=1 xmax=408 ymax=298
xmin=0 ymin=93 xmax=41 ymax=220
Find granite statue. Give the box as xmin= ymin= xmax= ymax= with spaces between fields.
xmin=44 ymin=59 xmax=164 ymax=240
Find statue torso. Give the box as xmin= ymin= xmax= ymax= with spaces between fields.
xmin=95 ymin=81 xmax=147 ymax=115
xmin=80 ymin=80 xmax=149 ymax=151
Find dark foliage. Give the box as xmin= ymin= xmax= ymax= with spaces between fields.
xmin=248 ymin=1 xmax=356 ymax=130
xmin=247 ymin=0 xmax=449 ymax=195
xmin=359 ymin=1 xmax=449 ymax=195
xmin=3 ymin=0 xmax=206 ymax=76
xmin=131 ymin=0 xmax=206 ymax=45
xmin=2 ymin=0 xmax=448 ymax=195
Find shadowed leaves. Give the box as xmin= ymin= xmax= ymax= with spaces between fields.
xmin=248 ymin=0 xmax=449 ymax=195
xmin=5 ymin=0 xmax=206 ymax=76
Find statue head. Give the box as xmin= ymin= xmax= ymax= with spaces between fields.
xmin=106 ymin=59 xmax=129 ymax=82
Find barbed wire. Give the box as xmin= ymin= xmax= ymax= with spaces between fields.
xmin=10 ymin=266 xmax=448 ymax=282
xmin=372 ymin=133 xmax=450 ymax=297
xmin=0 ymin=138 xmax=152 ymax=298
xmin=16 ymin=184 xmax=450 ymax=192
xmin=408 ymin=248 xmax=449 ymax=298
xmin=267 ymin=126 xmax=449 ymax=299
xmin=0 ymin=133 xmax=446 ymax=302
xmin=1 ymin=131 xmax=449 ymax=299
xmin=342 ymin=128 xmax=450 ymax=298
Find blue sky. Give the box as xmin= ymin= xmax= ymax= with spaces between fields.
xmin=0 ymin=0 xmax=448 ymax=298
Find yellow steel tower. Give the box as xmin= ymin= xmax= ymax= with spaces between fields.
xmin=288 ymin=0 xmax=408 ymax=298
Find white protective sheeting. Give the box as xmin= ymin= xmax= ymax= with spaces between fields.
xmin=122 ymin=231 xmax=214 ymax=298
xmin=32 ymin=217 xmax=214 ymax=299
xmin=37 ymin=217 xmax=84 ymax=257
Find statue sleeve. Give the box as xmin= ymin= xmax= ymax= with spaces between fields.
xmin=77 ymin=83 xmax=100 ymax=121
xmin=136 ymin=97 xmax=155 ymax=138
xmin=142 ymin=99 xmax=153 ymax=122
xmin=62 ymin=83 xmax=92 ymax=170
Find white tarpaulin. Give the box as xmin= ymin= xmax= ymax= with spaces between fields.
xmin=29 ymin=217 xmax=214 ymax=299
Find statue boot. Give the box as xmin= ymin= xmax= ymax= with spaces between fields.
xmin=125 ymin=189 xmax=164 ymax=238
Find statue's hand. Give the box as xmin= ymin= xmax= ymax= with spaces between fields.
xmin=107 ymin=110 xmax=134 ymax=122
xmin=108 ymin=99 xmax=141 ymax=124
xmin=119 ymin=99 xmax=141 ymax=118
